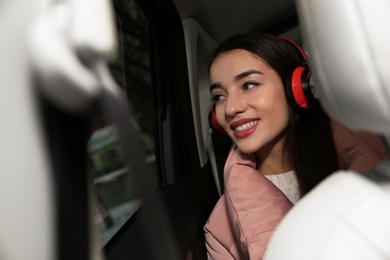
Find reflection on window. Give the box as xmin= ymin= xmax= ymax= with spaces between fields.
xmin=88 ymin=0 xmax=157 ymax=246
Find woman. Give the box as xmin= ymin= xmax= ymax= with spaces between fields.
xmin=204 ymin=32 xmax=386 ymax=259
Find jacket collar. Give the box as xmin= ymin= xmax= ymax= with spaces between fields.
xmin=226 ymin=144 xmax=257 ymax=169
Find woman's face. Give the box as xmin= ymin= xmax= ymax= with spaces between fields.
xmin=210 ymin=49 xmax=290 ymax=155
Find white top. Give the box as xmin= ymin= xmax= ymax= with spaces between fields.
xmin=265 ymin=170 xmax=301 ymax=204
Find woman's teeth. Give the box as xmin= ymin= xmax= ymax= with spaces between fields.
xmin=234 ymin=121 xmax=259 ymax=132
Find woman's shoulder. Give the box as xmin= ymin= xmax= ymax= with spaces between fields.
xmin=332 ymin=121 xmax=388 ymax=172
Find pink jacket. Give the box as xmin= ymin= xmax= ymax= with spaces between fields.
xmin=204 ymin=145 xmax=293 ymax=259
xmin=204 ymin=124 xmax=387 ymax=260
xmin=332 ymin=122 xmax=387 ymax=172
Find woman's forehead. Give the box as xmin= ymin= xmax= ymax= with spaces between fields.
xmin=210 ymin=50 xmax=273 ymax=80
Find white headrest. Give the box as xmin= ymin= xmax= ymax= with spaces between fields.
xmin=296 ymin=0 xmax=390 ymax=134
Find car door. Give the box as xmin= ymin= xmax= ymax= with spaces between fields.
xmin=97 ymin=0 xmax=219 ymax=259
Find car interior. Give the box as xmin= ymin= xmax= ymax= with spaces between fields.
xmin=1 ymin=0 xmax=389 ymax=259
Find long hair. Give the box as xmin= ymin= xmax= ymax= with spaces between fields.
xmin=208 ymin=32 xmax=340 ymax=196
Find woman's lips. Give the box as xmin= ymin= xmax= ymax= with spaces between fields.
xmin=230 ymin=119 xmax=259 ymax=138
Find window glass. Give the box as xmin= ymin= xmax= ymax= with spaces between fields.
xmin=88 ymin=0 xmax=157 ymax=246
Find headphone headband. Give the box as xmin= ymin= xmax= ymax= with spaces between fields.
xmin=277 ymin=36 xmax=308 ymax=61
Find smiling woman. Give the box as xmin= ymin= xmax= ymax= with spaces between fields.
xmin=204 ymin=31 xmax=388 ymax=260
xmin=204 ymin=32 xmax=340 ymax=259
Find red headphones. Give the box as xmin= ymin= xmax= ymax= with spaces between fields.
xmin=280 ymin=36 xmax=317 ymax=113
xmin=208 ymin=104 xmax=227 ymax=135
xmin=208 ymin=37 xmax=317 ymax=135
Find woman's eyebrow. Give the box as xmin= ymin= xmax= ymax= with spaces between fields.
xmin=209 ymin=82 xmax=222 ymax=92
xmin=209 ymin=69 xmax=263 ymax=92
xmin=235 ymin=69 xmax=263 ymax=81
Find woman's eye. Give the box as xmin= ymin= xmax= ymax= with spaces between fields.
xmin=244 ymin=82 xmax=258 ymax=90
xmin=211 ymin=94 xmax=224 ymax=103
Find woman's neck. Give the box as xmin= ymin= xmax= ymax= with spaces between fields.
xmin=255 ymin=138 xmax=293 ymax=176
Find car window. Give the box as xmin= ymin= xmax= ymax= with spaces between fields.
xmin=87 ymin=0 xmax=157 ymax=246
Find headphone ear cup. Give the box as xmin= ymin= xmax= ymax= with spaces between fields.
xmin=208 ymin=105 xmax=227 ymax=135
xmin=285 ymin=64 xmax=317 ymax=112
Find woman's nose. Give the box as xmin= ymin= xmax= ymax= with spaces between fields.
xmin=225 ymin=92 xmax=246 ymax=116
